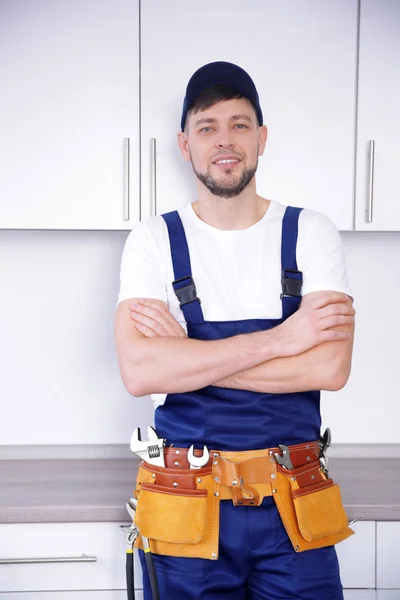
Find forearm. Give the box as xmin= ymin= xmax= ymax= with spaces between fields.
xmin=214 ymin=323 xmax=354 ymax=394
xmin=214 ymin=345 xmax=333 ymax=393
xmin=126 ymin=329 xmax=280 ymax=396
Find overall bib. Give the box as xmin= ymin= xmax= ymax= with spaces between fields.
xmin=139 ymin=206 xmax=344 ymax=600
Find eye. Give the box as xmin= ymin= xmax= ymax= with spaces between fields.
xmin=199 ymin=126 xmax=213 ymax=133
xmin=234 ymin=123 xmax=248 ymax=129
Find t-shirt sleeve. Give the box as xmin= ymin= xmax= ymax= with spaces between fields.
xmin=117 ymin=220 xmax=168 ymax=306
xmin=297 ymin=210 xmax=353 ymax=300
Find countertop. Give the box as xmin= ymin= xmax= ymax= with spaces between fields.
xmin=1 ymin=456 xmax=399 ymax=524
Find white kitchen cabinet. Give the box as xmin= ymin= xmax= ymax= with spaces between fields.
xmin=141 ymin=0 xmax=357 ymax=230
xmin=0 ymin=0 xmax=139 ymax=230
xmin=355 ymin=0 xmax=400 ymax=230
xmin=377 ymin=522 xmax=400 ymax=589
xmin=377 ymin=593 xmax=400 ymax=600
xmin=336 ymin=521 xmax=376 ymax=589
xmin=0 ymin=522 xmax=142 ymax=592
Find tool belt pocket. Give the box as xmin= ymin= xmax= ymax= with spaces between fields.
xmin=291 ymin=478 xmax=348 ymax=542
xmin=273 ymin=462 xmax=354 ymax=552
xmin=135 ymin=483 xmax=207 ymax=544
xmin=133 ymin=463 xmax=220 ymax=560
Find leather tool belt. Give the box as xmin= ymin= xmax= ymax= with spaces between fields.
xmin=133 ymin=441 xmax=354 ymax=560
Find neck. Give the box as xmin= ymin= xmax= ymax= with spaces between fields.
xmin=191 ymin=180 xmax=270 ymax=230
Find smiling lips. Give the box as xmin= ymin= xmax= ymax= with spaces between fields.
xmin=213 ymin=156 xmax=242 ymax=167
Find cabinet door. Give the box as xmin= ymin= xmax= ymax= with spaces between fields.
xmin=0 ymin=0 xmax=139 ymax=230
xmin=355 ymin=0 xmax=400 ymax=230
xmin=377 ymin=593 xmax=400 ymax=600
xmin=336 ymin=521 xmax=376 ymax=589
xmin=0 ymin=522 xmax=142 ymax=592
xmin=141 ymin=0 xmax=357 ymax=230
xmin=377 ymin=522 xmax=400 ymax=589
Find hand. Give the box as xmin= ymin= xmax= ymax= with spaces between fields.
xmin=271 ymin=292 xmax=355 ymax=357
xmin=129 ymin=298 xmax=188 ymax=338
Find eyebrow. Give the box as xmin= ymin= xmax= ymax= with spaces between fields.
xmin=194 ymin=114 xmax=254 ymax=127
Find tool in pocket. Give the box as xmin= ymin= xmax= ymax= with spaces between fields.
xmin=274 ymin=444 xmax=294 ymax=469
xmin=188 ymin=444 xmax=210 ymax=469
xmin=130 ymin=426 xmax=166 ymax=466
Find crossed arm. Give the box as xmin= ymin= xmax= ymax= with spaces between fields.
xmin=114 ymin=292 xmax=355 ymax=397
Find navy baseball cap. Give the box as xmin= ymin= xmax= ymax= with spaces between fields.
xmin=181 ymin=61 xmax=263 ymax=132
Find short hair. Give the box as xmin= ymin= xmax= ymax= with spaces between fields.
xmin=185 ymin=84 xmax=260 ymax=130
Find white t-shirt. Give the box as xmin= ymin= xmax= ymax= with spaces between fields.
xmin=118 ymin=200 xmax=352 ymax=405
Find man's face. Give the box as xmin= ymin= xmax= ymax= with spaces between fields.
xmin=179 ymin=98 xmax=267 ymax=198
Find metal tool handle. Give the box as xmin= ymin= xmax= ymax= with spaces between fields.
xmin=367 ymin=140 xmax=375 ymax=223
xmin=0 ymin=554 xmax=97 ymax=564
xmin=150 ymin=138 xmax=157 ymax=216
xmin=124 ymin=137 xmax=130 ymax=221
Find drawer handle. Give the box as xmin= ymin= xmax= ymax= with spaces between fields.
xmin=367 ymin=139 xmax=375 ymax=223
xmin=124 ymin=137 xmax=130 ymax=221
xmin=0 ymin=553 xmax=97 ymax=564
xmin=150 ymin=137 xmax=157 ymax=216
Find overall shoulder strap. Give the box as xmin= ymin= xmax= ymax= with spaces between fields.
xmin=280 ymin=206 xmax=303 ymax=320
xmin=161 ymin=210 xmax=204 ymax=324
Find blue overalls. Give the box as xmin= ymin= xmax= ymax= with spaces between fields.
xmin=139 ymin=206 xmax=344 ymax=600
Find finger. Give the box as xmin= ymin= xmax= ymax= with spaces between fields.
xmin=319 ymin=329 xmax=352 ymax=342
xmin=131 ymin=311 xmax=168 ymax=335
xmin=311 ymin=292 xmax=351 ymax=310
xmin=320 ymin=315 xmax=355 ymax=330
xmin=318 ymin=303 xmax=356 ymax=319
xmin=130 ymin=304 xmax=173 ymax=330
xmin=130 ymin=303 xmax=183 ymax=336
xmin=135 ymin=322 xmax=158 ymax=338
xmin=131 ymin=298 xmax=169 ymax=316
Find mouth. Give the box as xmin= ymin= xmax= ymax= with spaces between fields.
xmin=213 ymin=158 xmax=242 ymax=168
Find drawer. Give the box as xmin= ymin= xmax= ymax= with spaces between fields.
xmin=343 ymin=592 xmax=376 ymax=600
xmin=377 ymin=522 xmax=400 ymax=589
xmin=0 ymin=522 xmax=142 ymax=592
xmin=336 ymin=521 xmax=376 ymax=589
xmin=376 ymin=593 xmax=400 ymax=600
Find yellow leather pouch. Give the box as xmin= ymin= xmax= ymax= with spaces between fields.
xmin=273 ymin=465 xmax=354 ymax=552
xmin=291 ymin=479 xmax=349 ymax=542
xmin=133 ymin=463 xmax=221 ymax=560
xmin=135 ymin=483 xmax=207 ymax=544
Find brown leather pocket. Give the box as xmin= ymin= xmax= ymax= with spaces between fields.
xmin=135 ymin=483 xmax=208 ymax=544
xmin=291 ymin=478 xmax=349 ymax=541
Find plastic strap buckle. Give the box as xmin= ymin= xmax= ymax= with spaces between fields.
xmin=280 ymin=269 xmax=303 ymax=299
xmin=172 ymin=276 xmax=200 ymax=307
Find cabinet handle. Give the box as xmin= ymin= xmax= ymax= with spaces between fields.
xmin=150 ymin=138 xmax=157 ymax=216
xmin=0 ymin=553 xmax=97 ymax=564
xmin=124 ymin=137 xmax=130 ymax=221
xmin=367 ymin=140 xmax=375 ymax=223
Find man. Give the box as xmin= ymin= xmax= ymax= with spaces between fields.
xmin=115 ymin=61 xmax=355 ymax=600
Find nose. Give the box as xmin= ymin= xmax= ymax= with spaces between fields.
xmin=215 ymin=127 xmax=235 ymax=149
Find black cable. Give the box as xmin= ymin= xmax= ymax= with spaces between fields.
xmin=126 ymin=547 xmax=135 ymax=600
xmin=144 ymin=548 xmax=160 ymax=600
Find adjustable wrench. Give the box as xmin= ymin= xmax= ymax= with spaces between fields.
xmin=274 ymin=444 xmax=294 ymax=470
xmin=130 ymin=426 xmax=165 ymax=466
xmin=187 ymin=444 xmax=210 ymax=469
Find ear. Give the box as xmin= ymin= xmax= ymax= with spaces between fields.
xmin=177 ymin=131 xmax=191 ymax=162
xmin=257 ymin=125 xmax=268 ymax=156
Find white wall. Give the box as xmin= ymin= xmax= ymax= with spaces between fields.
xmin=1 ymin=229 xmax=399 ymax=446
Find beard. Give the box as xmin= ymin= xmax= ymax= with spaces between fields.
xmin=190 ymin=156 xmax=258 ymax=199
